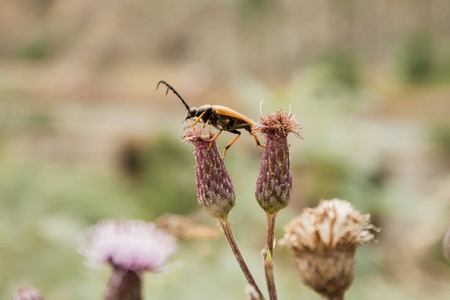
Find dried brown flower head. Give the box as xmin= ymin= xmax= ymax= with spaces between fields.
xmin=254 ymin=110 xmax=301 ymax=214
xmin=183 ymin=129 xmax=235 ymax=220
xmin=280 ymin=199 xmax=378 ymax=298
xmin=155 ymin=214 xmax=220 ymax=240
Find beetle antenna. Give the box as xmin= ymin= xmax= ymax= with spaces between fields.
xmin=156 ymin=80 xmax=190 ymax=111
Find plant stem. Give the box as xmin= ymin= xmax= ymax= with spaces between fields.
xmin=104 ymin=267 xmax=142 ymax=300
xmin=322 ymin=295 xmax=344 ymax=300
xmin=264 ymin=212 xmax=278 ymax=300
xmin=219 ymin=218 xmax=265 ymax=300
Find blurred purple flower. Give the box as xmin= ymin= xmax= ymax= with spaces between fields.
xmin=79 ymin=219 xmax=177 ymax=272
xmin=12 ymin=287 xmax=43 ymax=300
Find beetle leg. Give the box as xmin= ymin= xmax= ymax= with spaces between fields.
xmin=252 ymin=134 xmax=265 ymax=148
xmin=208 ymin=130 xmax=223 ymax=150
xmin=188 ymin=112 xmax=205 ymax=128
xmin=230 ymin=123 xmax=266 ymax=148
xmin=222 ymin=130 xmax=241 ymax=158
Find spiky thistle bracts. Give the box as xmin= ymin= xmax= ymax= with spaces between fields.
xmin=254 ymin=110 xmax=302 ymax=214
xmin=281 ymin=199 xmax=376 ymax=253
xmin=280 ymin=199 xmax=378 ymax=298
xmin=183 ymin=129 xmax=235 ymax=220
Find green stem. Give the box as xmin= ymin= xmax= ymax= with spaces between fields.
xmin=264 ymin=212 xmax=278 ymax=300
xmin=219 ymin=218 xmax=265 ymax=300
xmin=322 ymin=295 xmax=344 ymax=300
xmin=104 ymin=267 xmax=142 ymax=300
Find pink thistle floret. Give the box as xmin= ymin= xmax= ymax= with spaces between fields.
xmin=12 ymin=287 xmax=43 ymax=300
xmin=253 ymin=110 xmax=302 ymax=138
xmin=78 ymin=219 xmax=177 ymax=273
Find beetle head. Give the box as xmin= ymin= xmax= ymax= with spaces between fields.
xmin=185 ymin=107 xmax=201 ymax=121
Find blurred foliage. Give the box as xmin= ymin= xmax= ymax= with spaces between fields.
xmin=306 ymin=152 xmax=351 ymax=201
xmin=303 ymin=151 xmax=389 ymax=214
xmin=19 ymin=32 xmax=54 ymax=61
xmin=118 ymin=135 xmax=198 ymax=219
xmin=428 ymin=123 xmax=450 ymax=160
xmin=436 ymin=46 xmax=450 ymax=82
xmin=0 ymin=96 xmax=53 ymax=133
xmin=396 ymin=31 xmax=434 ymax=84
xmin=301 ymin=51 xmax=361 ymax=98
xmin=236 ymin=0 xmax=270 ymax=18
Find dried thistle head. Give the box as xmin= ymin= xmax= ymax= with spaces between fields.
xmin=183 ymin=128 xmax=235 ymax=220
xmin=280 ymin=199 xmax=378 ymax=298
xmin=254 ymin=110 xmax=301 ymax=214
xmin=155 ymin=214 xmax=220 ymax=240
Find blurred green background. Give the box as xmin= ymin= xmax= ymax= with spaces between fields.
xmin=1 ymin=0 xmax=450 ymax=299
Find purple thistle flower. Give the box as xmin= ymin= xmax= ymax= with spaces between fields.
xmin=254 ymin=110 xmax=302 ymax=214
xmin=78 ymin=219 xmax=177 ymax=273
xmin=79 ymin=220 xmax=177 ymax=300
xmin=183 ymin=129 xmax=235 ymax=220
xmin=12 ymin=287 xmax=43 ymax=300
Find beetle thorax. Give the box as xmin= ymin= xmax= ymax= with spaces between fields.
xmin=186 ymin=105 xmax=214 ymax=120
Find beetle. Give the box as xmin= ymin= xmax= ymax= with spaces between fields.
xmin=157 ymin=80 xmax=265 ymax=157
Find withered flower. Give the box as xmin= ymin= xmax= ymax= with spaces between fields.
xmin=280 ymin=199 xmax=378 ymax=299
xmin=254 ymin=110 xmax=301 ymax=214
xmin=183 ymin=129 xmax=235 ymax=220
xmin=155 ymin=214 xmax=220 ymax=240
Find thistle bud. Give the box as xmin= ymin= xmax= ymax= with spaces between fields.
xmin=184 ymin=129 xmax=235 ymax=220
xmin=280 ymin=199 xmax=378 ymax=299
xmin=254 ymin=110 xmax=301 ymax=214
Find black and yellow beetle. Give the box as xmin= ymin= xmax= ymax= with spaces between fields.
xmin=157 ymin=80 xmax=265 ymax=157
